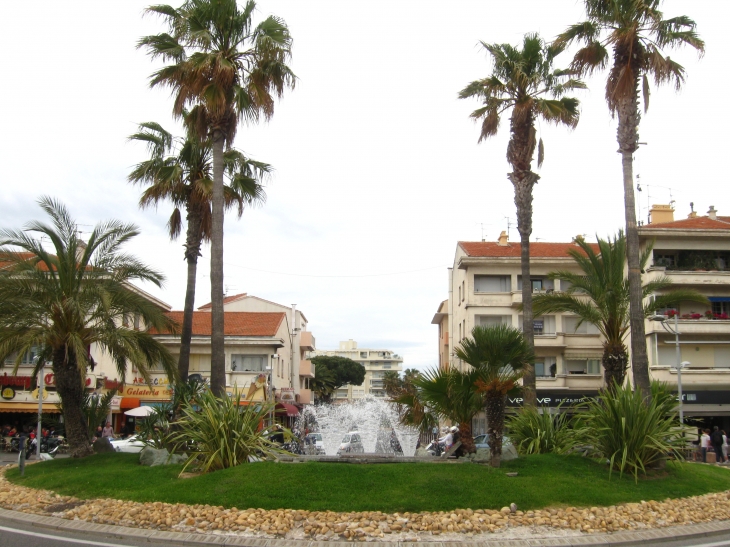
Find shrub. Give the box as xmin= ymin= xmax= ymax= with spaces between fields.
xmin=575 ymin=382 xmax=687 ymax=481
xmin=506 ymin=406 xmax=577 ymax=455
xmin=172 ymin=388 xmax=284 ymax=474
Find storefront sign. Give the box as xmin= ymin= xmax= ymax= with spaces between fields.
xmin=1 ymin=387 xmax=15 ymax=400
xmin=507 ymin=391 xmax=598 ymax=407
xmin=131 ymin=376 xmax=171 ymax=386
xmin=31 ymin=388 xmax=48 ymax=400
xmin=0 ymin=375 xmax=31 ymax=390
xmin=279 ymin=388 xmax=295 ymax=402
xmin=121 ymin=385 xmax=173 ymax=399
xmin=44 ymin=373 xmax=55 ymax=387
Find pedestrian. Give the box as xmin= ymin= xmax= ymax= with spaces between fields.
xmin=711 ymin=426 xmax=725 ymax=463
xmin=723 ymin=430 xmax=728 ymax=464
xmin=432 ymin=425 xmax=438 ymax=442
xmin=700 ymin=428 xmax=711 ymax=463
xmin=95 ymin=425 xmax=103 ymax=439
xmin=102 ymin=422 xmax=114 ymax=438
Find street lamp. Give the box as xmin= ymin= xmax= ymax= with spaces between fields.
xmin=650 ymin=313 xmax=690 ymax=424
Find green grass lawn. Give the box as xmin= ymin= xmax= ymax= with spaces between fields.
xmin=7 ymin=453 xmax=730 ymax=513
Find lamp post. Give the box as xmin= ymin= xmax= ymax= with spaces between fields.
xmin=650 ymin=313 xmax=690 ymax=424
xmin=33 ymin=357 xmax=45 ymax=459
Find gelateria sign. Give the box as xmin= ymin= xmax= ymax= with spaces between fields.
xmin=121 ymin=385 xmax=173 ymax=399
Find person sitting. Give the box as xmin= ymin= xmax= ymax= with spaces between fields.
xmin=102 ymin=422 xmax=114 ymax=438
xmin=438 ymin=427 xmax=454 ymax=453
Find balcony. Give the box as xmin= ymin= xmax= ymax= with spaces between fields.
xmin=297 ymin=388 xmax=312 ymax=404
xmin=646 ymin=318 xmax=730 ymax=335
xmin=300 ymin=331 xmax=316 ymax=351
xmin=299 ymin=359 xmax=315 ymax=378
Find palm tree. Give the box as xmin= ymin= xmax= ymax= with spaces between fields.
xmin=0 ymin=197 xmax=177 ymax=457
xmin=382 ymin=370 xmax=401 ymax=398
xmin=139 ymin=0 xmax=295 ymax=396
xmin=459 ymin=33 xmax=584 ymax=406
xmin=531 ymin=233 xmax=707 ymax=390
xmin=555 ymin=1 xmax=704 ymax=398
xmin=128 ymin=118 xmax=269 ymax=382
xmin=412 ymin=367 xmax=484 ymax=455
xmin=456 ymin=324 xmax=534 ymax=467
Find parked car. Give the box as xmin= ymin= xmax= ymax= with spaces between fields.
xmin=473 ymin=434 xmax=512 ymax=450
xmin=110 ymin=435 xmax=146 ymax=453
xmin=337 ymin=431 xmax=364 ymax=454
xmin=305 ymin=432 xmax=325 ymax=455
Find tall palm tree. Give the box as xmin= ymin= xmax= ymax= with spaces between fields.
xmin=412 ymin=366 xmax=485 ymax=455
xmin=459 ymin=33 xmax=584 ymax=406
xmin=555 ymin=0 xmax=704 ymax=398
xmin=456 ymin=324 xmax=534 ymax=467
xmin=0 ymin=197 xmax=177 ymax=457
xmin=532 ymin=232 xmax=707 ymax=390
xmin=139 ymin=0 xmax=295 ymax=396
xmin=128 ymin=118 xmax=269 ymax=382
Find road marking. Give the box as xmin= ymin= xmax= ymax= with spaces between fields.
xmin=0 ymin=525 xmax=137 ymax=546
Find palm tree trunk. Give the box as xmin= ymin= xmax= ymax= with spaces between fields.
xmin=210 ymin=131 xmax=226 ymax=397
xmin=602 ymin=343 xmax=628 ymax=393
xmin=178 ymin=207 xmax=204 ymax=383
xmin=507 ymin=113 xmax=539 ymax=408
xmin=53 ymin=347 xmax=93 ymax=458
xmin=485 ymin=392 xmax=505 ymax=467
xmin=617 ymin=89 xmax=650 ymax=400
xmin=458 ymin=420 xmax=475 ymax=454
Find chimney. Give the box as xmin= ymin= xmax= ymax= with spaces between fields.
xmin=497 ymin=231 xmax=509 ymax=246
xmin=687 ymin=201 xmax=697 ymax=219
xmin=708 ymin=205 xmax=717 ymax=221
xmin=648 ymin=204 xmax=675 ymax=225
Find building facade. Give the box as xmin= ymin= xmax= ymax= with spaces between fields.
xmin=641 ymin=204 xmax=730 ymax=426
xmin=312 ymin=340 xmax=403 ymax=400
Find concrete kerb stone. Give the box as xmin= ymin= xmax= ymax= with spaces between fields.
xmin=1 ymin=501 xmax=730 ymax=547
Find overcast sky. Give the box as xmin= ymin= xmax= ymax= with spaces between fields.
xmin=0 ymin=1 xmax=725 ymax=371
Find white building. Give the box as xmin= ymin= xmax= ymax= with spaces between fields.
xmin=313 ymin=340 xmax=403 ymax=400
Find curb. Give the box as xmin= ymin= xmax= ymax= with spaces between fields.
xmin=1 ymin=506 xmax=730 ymax=547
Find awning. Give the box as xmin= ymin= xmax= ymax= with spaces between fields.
xmin=120 ymin=398 xmax=140 ymax=409
xmin=709 ymin=297 xmax=730 ymax=303
xmin=563 ymin=352 xmax=603 ymax=360
xmin=0 ymin=403 xmax=61 ymax=413
xmin=275 ymin=402 xmax=299 ymax=417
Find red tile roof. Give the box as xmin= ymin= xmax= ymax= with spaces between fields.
xmin=154 ymin=311 xmax=285 ymax=336
xmin=0 ymin=252 xmax=54 ymax=271
xmin=459 ymin=241 xmax=598 ymax=258
xmin=644 ymin=216 xmax=730 ymax=230
xmin=197 ymin=293 xmax=248 ymax=310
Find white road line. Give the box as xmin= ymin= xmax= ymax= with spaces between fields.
xmin=686 ymin=541 xmax=730 ymax=547
xmin=0 ymin=525 xmax=137 ymax=547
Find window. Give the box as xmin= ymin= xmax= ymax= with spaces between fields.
xmin=474 ymin=275 xmax=510 ymax=293
xmin=462 ymin=281 xmax=465 ymax=302
xmin=714 ymin=347 xmax=730 ymax=369
xmin=458 ymin=285 xmax=461 ymax=303
xmin=3 ymin=346 xmax=41 ymax=366
xmin=382 ymin=364 xmax=391 ymax=369
xmin=653 ymin=252 xmax=676 ymax=268
xmin=519 ymin=315 xmax=555 ymax=335
xmin=477 ymin=315 xmax=512 ymax=328
xmin=360 ymin=351 xmax=368 ymax=358
xmin=353 ymin=389 xmax=365 ymax=398
xmin=563 ymin=316 xmax=600 ymax=335
xmin=230 ymin=354 xmax=267 ymax=372
xmin=712 ymin=301 xmax=730 ymax=316
xmin=535 ymin=357 xmax=557 ymax=378
xmin=566 ymin=359 xmax=601 ymax=375
xmin=517 ymin=277 xmax=555 ymax=291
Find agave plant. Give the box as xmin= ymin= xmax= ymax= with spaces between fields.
xmin=575 ymin=382 xmax=689 ymax=481
xmin=506 ymin=405 xmax=577 ymax=455
xmin=172 ymin=388 xmax=285 ymax=474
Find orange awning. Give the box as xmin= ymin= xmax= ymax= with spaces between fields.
xmin=0 ymin=403 xmax=61 ymax=413
xmin=120 ymin=398 xmax=140 ymax=409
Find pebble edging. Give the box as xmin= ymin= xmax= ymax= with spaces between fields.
xmin=3 ymin=467 xmax=730 ymax=543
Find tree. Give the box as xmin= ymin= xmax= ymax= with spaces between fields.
xmin=128 ymin=118 xmax=269 ymax=382
xmin=456 ymin=324 xmax=534 ymax=467
xmin=0 ymin=197 xmax=177 ymax=457
xmin=412 ymin=367 xmax=484 ymax=455
xmin=531 ymin=232 xmax=707 ymax=390
xmin=309 ymin=356 xmax=365 ymax=403
xmin=459 ymin=33 xmax=584 ymax=406
xmin=140 ymin=0 xmax=296 ymax=396
xmin=382 ymin=370 xmax=401 ymax=397
xmin=555 ymin=0 xmax=704 ymax=398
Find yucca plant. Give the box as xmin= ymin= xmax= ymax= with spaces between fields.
xmin=576 ymin=381 xmax=688 ymax=481
xmin=137 ymin=404 xmax=174 ymax=450
xmin=172 ymin=388 xmax=284 ymax=474
xmin=506 ymin=405 xmax=577 ymax=455
xmin=80 ymin=389 xmax=118 ymax=441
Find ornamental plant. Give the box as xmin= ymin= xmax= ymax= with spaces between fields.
xmin=506 ymin=405 xmax=578 ymax=455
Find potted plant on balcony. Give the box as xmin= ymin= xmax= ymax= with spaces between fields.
xmin=715 ymin=313 xmax=729 ymax=320
xmin=705 ymin=310 xmax=714 ymax=320
xmin=691 ymin=313 xmax=703 ymax=320
xmin=666 ymin=309 xmax=678 ymax=319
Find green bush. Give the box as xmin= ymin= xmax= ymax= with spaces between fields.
xmin=506 ymin=406 xmax=576 ymax=455
xmin=576 ymin=382 xmax=688 ymax=481
xmin=172 ymin=389 xmax=284 ymax=474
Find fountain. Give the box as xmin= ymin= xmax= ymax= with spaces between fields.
xmin=295 ymin=397 xmax=421 ymax=457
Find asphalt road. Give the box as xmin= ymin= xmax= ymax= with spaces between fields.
xmin=0 ymin=520 xmax=179 ymax=547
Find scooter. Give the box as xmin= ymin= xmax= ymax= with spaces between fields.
xmin=424 ymin=440 xmax=444 ymax=457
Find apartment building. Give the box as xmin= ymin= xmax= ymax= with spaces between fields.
xmin=312 ymin=340 xmax=403 ymax=400
xmin=438 ymin=231 xmax=606 ymax=411
xmin=642 ymin=204 xmax=730 ymax=425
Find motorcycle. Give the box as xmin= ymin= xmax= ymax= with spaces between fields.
xmin=424 ymin=440 xmax=444 ymax=457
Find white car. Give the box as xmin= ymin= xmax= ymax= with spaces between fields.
xmin=337 ymin=431 xmax=364 ymax=454
xmin=110 ymin=435 xmax=146 ymax=453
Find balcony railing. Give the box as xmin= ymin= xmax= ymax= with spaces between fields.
xmin=299 ymin=359 xmax=315 ymax=378
xmin=300 ymin=331 xmax=316 ymax=351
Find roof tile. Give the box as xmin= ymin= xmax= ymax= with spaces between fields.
xmin=645 ymin=216 xmax=730 ymax=230
xmin=459 ymin=241 xmax=598 ymax=258
xmin=154 ymin=311 xmax=284 ymax=336
xmin=197 ymin=293 xmax=248 ymax=310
